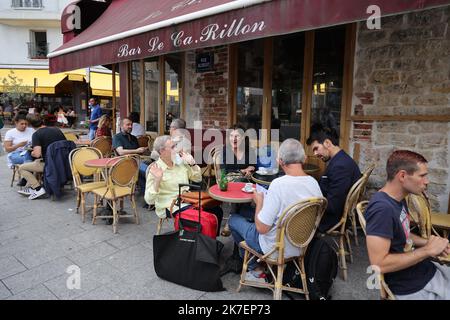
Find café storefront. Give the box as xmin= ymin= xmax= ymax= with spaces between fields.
xmin=49 ymin=0 xmax=450 ymax=212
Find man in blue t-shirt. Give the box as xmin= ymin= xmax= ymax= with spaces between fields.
xmin=307 ymin=125 xmax=361 ymax=232
xmin=365 ymin=150 xmax=450 ymax=299
xmin=88 ymin=97 xmax=102 ymax=140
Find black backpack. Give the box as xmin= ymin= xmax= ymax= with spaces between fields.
xmin=282 ymin=237 xmax=338 ymax=300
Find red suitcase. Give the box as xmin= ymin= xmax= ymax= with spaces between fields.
xmin=174 ymin=184 xmax=218 ymax=239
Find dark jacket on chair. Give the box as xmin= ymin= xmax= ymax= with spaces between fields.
xmin=43 ymin=140 xmax=76 ymax=199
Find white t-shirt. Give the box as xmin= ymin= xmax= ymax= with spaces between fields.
xmin=4 ymin=127 xmax=35 ymax=150
xmin=257 ymin=175 xmax=323 ymax=259
xmin=131 ymin=123 xmax=145 ymax=137
xmin=4 ymin=127 xmax=35 ymax=167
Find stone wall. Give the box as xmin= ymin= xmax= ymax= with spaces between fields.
xmin=352 ymin=6 xmax=450 ymax=212
xmin=184 ymin=46 xmax=229 ymax=129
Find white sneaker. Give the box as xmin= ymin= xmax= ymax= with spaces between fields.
xmin=17 ymin=187 xmax=35 ymax=196
xmin=28 ymin=187 xmax=46 ymax=200
xmin=244 ymin=270 xmax=267 ymax=284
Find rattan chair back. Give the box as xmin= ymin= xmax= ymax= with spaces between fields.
xmin=91 ymin=136 xmax=112 ymax=157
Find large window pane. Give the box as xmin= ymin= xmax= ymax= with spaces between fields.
xmin=144 ymin=58 xmax=160 ymax=132
xmin=311 ymin=26 xmax=346 ymax=137
xmin=271 ymin=33 xmax=305 ymax=141
xmin=131 ymin=61 xmax=141 ymax=113
xmin=236 ymin=39 xmax=264 ymax=131
xmin=165 ymin=54 xmax=182 ymax=133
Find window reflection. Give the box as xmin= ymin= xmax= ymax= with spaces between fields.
xmin=236 ymin=40 xmax=264 ymax=131
xmin=131 ymin=61 xmax=141 ymax=114
xmin=271 ymin=33 xmax=305 ymax=141
xmin=165 ymin=54 xmax=182 ymax=133
xmin=311 ymin=26 xmax=346 ymax=137
xmin=144 ymin=58 xmax=159 ymax=132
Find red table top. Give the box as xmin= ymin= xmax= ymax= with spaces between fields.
xmin=208 ymin=182 xmax=255 ymax=203
xmin=84 ymin=157 xmax=120 ymax=168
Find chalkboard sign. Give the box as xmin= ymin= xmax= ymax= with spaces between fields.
xmin=196 ymin=52 xmax=214 ymax=72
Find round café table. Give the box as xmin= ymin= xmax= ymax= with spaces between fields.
xmin=208 ymin=182 xmax=255 ymax=203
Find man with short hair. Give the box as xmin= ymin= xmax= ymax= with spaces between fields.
xmin=229 ymin=139 xmax=323 ymax=282
xmin=17 ymin=114 xmax=66 ymax=200
xmin=88 ymin=97 xmax=102 ymax=140
xmin=306 ymin=127 xmax=361 ymax=232
xmin=112 ymin=117 xmax=148 ymax=156
xmin=169 ymin=118 xmax=186 ymax=136
xmin=365 ymin=150 xmax=450 ymax=299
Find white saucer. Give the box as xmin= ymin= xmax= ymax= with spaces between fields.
xmin=241 ymin=187 xmax=254 ymax=193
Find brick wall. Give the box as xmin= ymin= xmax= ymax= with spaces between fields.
xmin=184 ymin=46 xmax=229 ymax=129
xmin=352 ymin=7 xmax=450 ymax=212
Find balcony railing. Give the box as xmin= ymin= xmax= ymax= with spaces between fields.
xmin=27 ymin=42 xmax=48 ymax=59
xmin=11 ymin=0 xmax=43 ymax=9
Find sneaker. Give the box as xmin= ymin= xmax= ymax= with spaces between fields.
xmin=16 ymin=178 xmax=27 ymax=187
xmin=17 ymin=187 xmax=35 ymax=196
xmin=244 ymin=270 xmax=267 ymax=284
xmin=28 ymin=187 xmax=46 ymax=200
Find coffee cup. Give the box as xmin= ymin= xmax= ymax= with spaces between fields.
xmin=244 ymin=183 xmax=253 ymax=192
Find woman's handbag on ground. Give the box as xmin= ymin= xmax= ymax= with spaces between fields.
xmin=153 ymin=184 xmax=225 ymax=292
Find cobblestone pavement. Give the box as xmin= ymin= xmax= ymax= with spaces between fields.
xmin=0 ymin=127 xmax=378 ymax=300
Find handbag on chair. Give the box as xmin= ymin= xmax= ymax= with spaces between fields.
xmin=153 ymin=184 xmax=225 ymax=292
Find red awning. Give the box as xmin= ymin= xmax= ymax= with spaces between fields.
xmin=49 ymin=0 xmax=450 ymax=73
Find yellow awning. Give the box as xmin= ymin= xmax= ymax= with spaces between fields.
xmin=0 ymin=69 xmax=66 ymax=94
xmin=90 ymin=72 xmax=120 ymax=97
xmin=0 ymin=68 xmax=120 ymax=97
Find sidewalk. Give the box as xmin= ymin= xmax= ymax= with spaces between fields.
xmin=0 ymin=129 xmax=378 ymax=300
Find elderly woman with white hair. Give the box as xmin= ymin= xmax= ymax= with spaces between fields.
xmin=144 ymin=135 xmax=223 ymax=232
xmin=228 ymin=138 xmax=323 ymax=282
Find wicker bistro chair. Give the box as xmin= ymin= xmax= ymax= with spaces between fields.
xmin=323 ymin=174 xmax=367 ymax=281
xmin=199 ymin=145 xmax=222 ymax=189
xmin=64 ymin=132 xmax=79 ymax=142
xmin=406 ymin=192 xmax=450 ymax=264
xmin=348 ymin=163 xmax=376 ymax=246
xmin=137 ymin=135 xmax=150 ymax=148
xmin=69 ymin=147 xmax=106 ymax=222
xmin=90 ymin=136 xmax=113 ymax=158
xmin=237 ymin=197 xmax=327 ymax=300
xmin=356 ymin=200 xmax=396 ymax=300
xmin=91 ymin=155 xmax=140 ymax=234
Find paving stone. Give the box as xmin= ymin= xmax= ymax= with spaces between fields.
xmin=3 ymin=257 xmax=74 ymax=294
xmin=105 ymin=244 xmax=153 ymax=273
xmin=75 ymin=286 xmax=121 ymax=300
xmin=7 ymin=284 xmax=58 ymax=300
xmin=66 ymin=241 xmax=118 ymax=266
xmin=0 ymin=281 xmax=12 ymax=299
xmin=0 ymin=256 xmax=27 ymax=280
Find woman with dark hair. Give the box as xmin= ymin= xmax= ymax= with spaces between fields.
xmin=219 ymin=124 xmax=257 ymax=179
xmin=4 ymin=112 xmax=34 ymax=168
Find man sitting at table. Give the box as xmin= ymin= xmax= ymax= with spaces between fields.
xmin=17 ymin=114 xmax=66 ymax=200
xmin=365 ymin=150 xmax=450 ymax=299
xmin=112 ymin=117 xmax=148 ymax=156
xmin=228 ymin=139 xmax=323 ymax=282
xmin=306 ymin=124 xmax=361 ymax=233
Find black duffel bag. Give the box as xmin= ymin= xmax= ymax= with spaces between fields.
xmin=153 ymin=185 xmax=225 ymax=292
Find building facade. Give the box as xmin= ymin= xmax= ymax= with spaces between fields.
xmin=49 ymin=0 xmax=450 ymax=212
xmin=0 ymin=0 xmax=118 ymax=119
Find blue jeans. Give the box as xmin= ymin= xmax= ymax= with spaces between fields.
xmin=139 ymin=162 xmax=149 ymax=195
xmin=229 ymin=214 xmax=263 ymax=270
xmin=89 ymin=128 xmax=97 ymax=140
xmin=8 ymin=150 xmax=33 ymax=166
